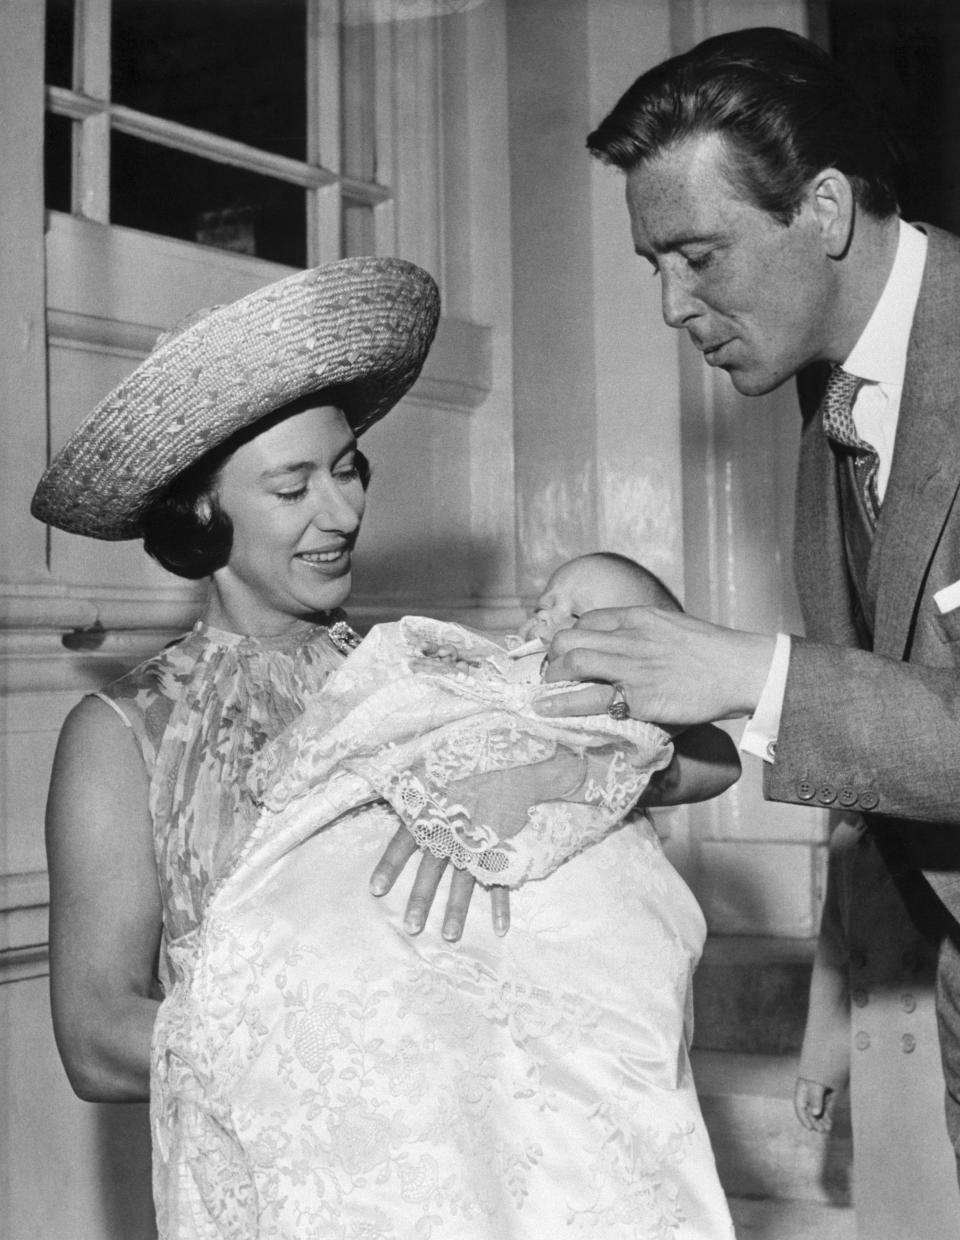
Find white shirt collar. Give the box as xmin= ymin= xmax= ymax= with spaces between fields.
xmin=844 ymin=219 xmax=927 ymax=386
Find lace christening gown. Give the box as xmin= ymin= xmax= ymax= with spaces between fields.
xmin=99 ymin=620 xmax=734 ymax=1240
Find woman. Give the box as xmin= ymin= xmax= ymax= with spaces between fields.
xmin=35 ymin=257 xmax=738 ymax=1238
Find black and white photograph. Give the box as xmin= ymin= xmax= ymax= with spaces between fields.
xmin=4 ymin=1 xmax=960 ymax=1237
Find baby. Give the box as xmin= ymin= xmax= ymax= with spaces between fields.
xmin=253 ymin=551 xmax=681 ymax=888
xmin=519 ymin=550 xmax=682 ymax=644
xmin=428 ymin=551 xmax=682 ymax=674
xmin=412 ymin=551 xmax=684 ymax=854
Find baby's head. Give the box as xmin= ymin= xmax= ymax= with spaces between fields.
xmin=521 ymin=552 xmax=681 ymax=642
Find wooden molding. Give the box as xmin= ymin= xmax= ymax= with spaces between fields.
xmin=0 ymin=870 xmax=50 ymax=985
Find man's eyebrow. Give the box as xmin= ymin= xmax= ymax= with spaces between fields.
xmin=635 ymin=230 xmax=724 ymax=256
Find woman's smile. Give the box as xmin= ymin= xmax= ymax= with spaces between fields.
xmin=295 ymin=546 xmax=352 ymax=569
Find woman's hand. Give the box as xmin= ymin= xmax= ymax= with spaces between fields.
xmin=535 ymin=606 xmax=776 ymax=724
xmin=369 ymin=828 xmax=510 ymax=941
xmin=410 ymin=640 xmax=480 ymax=674
xmin=45 ymin=697 xmax=162 ymax=1101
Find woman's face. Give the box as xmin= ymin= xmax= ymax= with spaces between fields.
xmin=206 ymin=404 xmax=366 ymax=635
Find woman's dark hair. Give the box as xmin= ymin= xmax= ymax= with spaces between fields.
xmin=141 ymin=391 xmax=371 ymax=580
xmin=587 ymin=27 xmax=899 ymax=225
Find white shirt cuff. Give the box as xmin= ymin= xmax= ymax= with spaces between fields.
xmin=739 ymin=633 xmax=792 ymax=763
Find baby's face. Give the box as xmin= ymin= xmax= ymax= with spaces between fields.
xmin=521 ymin=560 xmax=635 ymax=642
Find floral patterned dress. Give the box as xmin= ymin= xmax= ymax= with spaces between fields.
xmin=99 ymin=620 xmax=734 ymax=1240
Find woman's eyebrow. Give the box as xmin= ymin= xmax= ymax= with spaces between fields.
xmin=258 ymin=441 xmax=358 ymax=481
xmin=258 ymin=461 xmax=315 ymax=481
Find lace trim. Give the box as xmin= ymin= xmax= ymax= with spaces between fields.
xmin=253 ymin=617 xmax=673 ymax=887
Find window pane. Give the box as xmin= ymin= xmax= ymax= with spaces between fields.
xmin=111 ymin=132 xmax=307 ymax=267
xmin=46 ymin=0 xmax=75 ymax=89
xmin=112 ymin=0 xmax=307 ymax=160
xmin=342 ymin=199 xmax=375 ymax=258
xmin=45 ymin=112 xmax=73 ymax=212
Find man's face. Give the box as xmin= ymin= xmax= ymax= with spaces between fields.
xmin=626 ymin=133 xmax=838 ymax=395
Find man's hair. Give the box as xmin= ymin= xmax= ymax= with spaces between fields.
xmin=587 ymin=26 xmax=899 ymax=225
xmin=141 ymin=390 xmax=370 ymax=580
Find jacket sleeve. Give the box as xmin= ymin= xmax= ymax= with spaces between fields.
xmin=763 ymin=636 xmax=960 ymax=823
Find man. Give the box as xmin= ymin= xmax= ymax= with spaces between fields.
xmin=535 ymin=25 xmax=960 ymax=1179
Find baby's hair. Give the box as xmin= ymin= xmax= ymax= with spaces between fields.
xmin=573 ymin=551 xmax=683 ymax=611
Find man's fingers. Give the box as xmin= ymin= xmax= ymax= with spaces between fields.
xmin=403 ymin=851 xmax=449 ymax=935
xmin=534 ymin=659 xmax=641 ymax=717
xmin=793 ymin=1080 xmax=815 ymax=1130
xmin=567 ymin=605 xmax=644 ymax=632
xmin=441 ymin=868 xmax=476 ymax=942
xmin=369 ymin=827 xmax=419 ymax=896
xmin=548 ymin=623 xmax=637 ymax=660
xmin=542 ymin=640 xmax=640 ymax=686
xmin=533 ymin=684 xmax=617 ymax=718
xmin=793 ymin=1078 xmax=834 ymax=1133
xmin=489 ymin=885 xmax=510 ymax=937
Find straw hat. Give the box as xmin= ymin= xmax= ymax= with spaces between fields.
xmin=31 ymin=256 xmax=440 ymax=540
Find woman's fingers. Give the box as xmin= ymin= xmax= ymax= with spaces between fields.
xmin=402 ymin=851 xmax=449 ymax=935
xmin=441 ymin=868 xmax=476 ymax=941
xmin=415 ymin=640 xmax=478 ymax=668
xmin=368 ymin=826 xmax=419 ymax=896
xmin=370 ymin=828 xmax=510 ymax=942
xmin=369 ymin=827 xmax=461 ymax=938
xmin=489 ymin=885 xmax=510 ymax=937
xmin=442 ymin=875 xmax=510 ymax=942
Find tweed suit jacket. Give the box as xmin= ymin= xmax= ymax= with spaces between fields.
xmin=764 ymin=224 xmax=960 ymax=923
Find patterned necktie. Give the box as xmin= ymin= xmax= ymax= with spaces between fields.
xmin=820 ymin=364 xmax=880 ymax=523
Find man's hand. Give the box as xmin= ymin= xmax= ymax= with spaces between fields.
xmin=369 ymin=827 xmax=510 ymax=941
xmin=794 ymin=1077 xmax=839 ymax=1133
xmin=535 ymin=606 xmax=776 ymax=725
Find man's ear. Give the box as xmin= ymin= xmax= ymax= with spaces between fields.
xmin=810 ymin=168 xmax=855 ymax=258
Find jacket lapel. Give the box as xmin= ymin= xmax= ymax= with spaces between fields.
xmin=872 ymin=226 xmax=960 ymax=659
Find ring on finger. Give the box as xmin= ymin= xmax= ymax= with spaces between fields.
xmin=606 ymin=683 xmax=631 ymax=721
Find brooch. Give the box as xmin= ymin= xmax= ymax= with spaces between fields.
xmin=326 ymin=619 xmax=363 ymax=655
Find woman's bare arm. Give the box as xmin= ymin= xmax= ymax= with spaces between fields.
xmin=46 ymin=696 xmax=162 ymax=1101
xmin=639 ymin=723 xmax=741 ymax=806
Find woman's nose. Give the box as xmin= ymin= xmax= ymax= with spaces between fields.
xmin=312 ymin=478 xmax=363 ymax=532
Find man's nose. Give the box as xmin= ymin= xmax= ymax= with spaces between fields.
xmin=660 ymin=272 xmax=701 ymax=329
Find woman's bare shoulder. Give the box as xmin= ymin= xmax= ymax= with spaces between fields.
xmin=59 ymin=691 xmax=134 ymax=742
xmin=51 ymin=693 xmax=149 ymax=810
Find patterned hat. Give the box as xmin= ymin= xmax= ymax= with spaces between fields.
xmin=31 ymin=256 xmax=440 ymax=540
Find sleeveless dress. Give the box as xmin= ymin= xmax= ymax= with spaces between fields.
xmin=99 ymin=620 xmax=734 ymax=1240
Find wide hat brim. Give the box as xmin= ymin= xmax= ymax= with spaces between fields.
xmin=31 ymin=256 xmax=440 ymax=540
